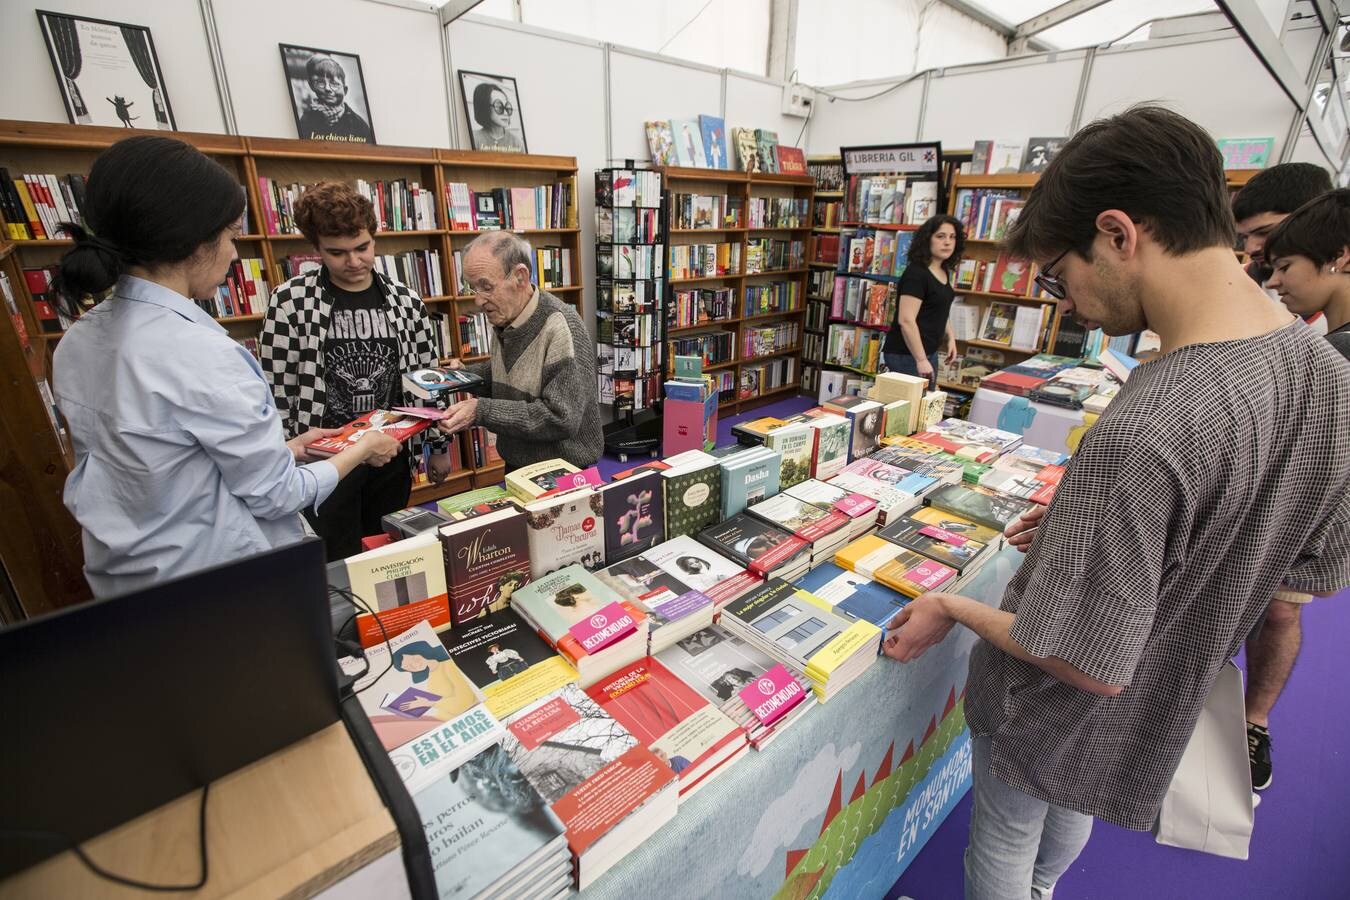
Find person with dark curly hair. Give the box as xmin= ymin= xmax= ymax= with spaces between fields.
xmin=883 ymin=213 xmax=965 ymax=385
xmin=260 ymin=180 xmax=450 ymax=559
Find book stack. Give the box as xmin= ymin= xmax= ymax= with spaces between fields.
xmin=642 ymin=535 xmax=761 ymax=608
xmin=698 ymin=514 xmax=812 ymax=582
xmin=717 ymin=445 xmax=782 ymax=519
xmin=438 ymin=503 xmax=532 ymax=625
xmin=834 ymin=535 xmax=958 ymax=598
xmin=595 ymin=553 xmax=715 ymax=653
xmin=1028 ymin=366 xmax=1106 ymax=409
xmin=910 ymin=418 xmax=1024 ymax=462
xmin=597 ymin=465 xmax=667 ymax=565
xmin=876 ymin=513 xmax=991 ymax=576
xmin=793 ymin=410 xmax=851 ymax=480
xmin=783 ymin=479 xmax=880 ymax=542
xmin=720 ymin=579 xmax=881 ymax=702
xmin=796 ymin=562 xmax=909 ymax=640
xmin=439 ymin=608 xmax=580 ymax=718
xmin=980 ymin=354 xmax=1080 ymax=397
xmin=656 ymin=624 xmax=816 ymax=750
xmin=510 ymin=565 xmax=650 ymax=689
xmin=869 ymin=372 xmax=927 ymax=435
xmin=505 ymin=459 xmax=589 ymax=503
xmin=586 ymin=658 xmax=748 ymax=800
xmin=823 ymin=395 xmax=885 ymax=461
xmin=977 ymin=459 xmax=1065 ymax=506
xmin=521 ymin=486 xmax=606 ymax=579
xmin=499 ymin=683 xmax=679 ymax=889
xmin=661 ymin=450 xmax=723 ymax=539
xmin=747 ymin=492 xmax=851 ymax=569
xmin=924 ymin=483 xmax=1037 ymax=533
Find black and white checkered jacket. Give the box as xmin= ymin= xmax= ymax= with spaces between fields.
xmin=258 ymin=267 xmax=440 ymax=441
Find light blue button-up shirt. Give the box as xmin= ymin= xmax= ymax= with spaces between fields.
xmin=53 ymin=275 xmax=339 ymax=598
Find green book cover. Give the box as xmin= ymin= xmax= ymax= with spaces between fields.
xmin=765 ymin=423 xmax=813 ymax=489
xmin=663 ymin=463 xmax=722 ymax=539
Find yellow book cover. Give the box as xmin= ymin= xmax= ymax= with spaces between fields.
xmin=801 ymin=589 xmax=879 ymax=680
xmin=909 ymin=506 xmax=1002 ymax=544
xmin=505 ymin=458 xmax=582 ymax=502
xmin=12 ymin=179 xmax=44 ymax=239
xmin=834 ymin=535 xmax=895 ymax=574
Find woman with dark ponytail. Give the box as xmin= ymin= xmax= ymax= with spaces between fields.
xmin=53 ymin=136 xmax=402 ymax=597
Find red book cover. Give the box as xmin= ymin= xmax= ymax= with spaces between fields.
xmin=980 ymin=370 xmax=1047 ymax=397
xmin=988 ymin=255 xmax=1033 ymax=296
xmin=439 ymin=507 xmax=532 ymax=625
xmin=585 ymin=658 xmax=746 ymax=792
xmin=777 ymin=146 xmax=808 ymax=176
xmin=305 ymin=410 xmax=433 ymax=457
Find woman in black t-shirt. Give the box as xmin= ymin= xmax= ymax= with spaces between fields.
xmin=882 ymin=214 xmax=966 ymax=384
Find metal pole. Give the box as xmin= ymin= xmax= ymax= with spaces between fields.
xmin=197 ymin=0 xmax=237 ymax=134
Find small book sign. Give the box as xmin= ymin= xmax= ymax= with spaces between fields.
xmin=919 ymin=524 xmax=968 ymax=546
xmin=738 ymin=663 xmax=807 ymax=727
xmin=835 ymin=493 xmax=878 ymax=519
xmin=568 ymin=601 xmax=638 ymax=654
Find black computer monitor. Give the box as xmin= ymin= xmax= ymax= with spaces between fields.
xmin=0 ymin=538 xmax=341 ymax=878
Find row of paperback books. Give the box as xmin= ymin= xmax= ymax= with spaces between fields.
xmin=744 ymin=279 xmax=802 ymax=316
xmin=201 ymin=258 xmax=268 ymax=318
xmin=256 ymin=177 xmax=436 ymax=235
xmin=738 ymin=355 xmax=797 ymax=400
xmin=597 ymin=243 xmax=663 ymax=281
xmin=670 ymin=328 xmax=735 ymax=366
xmin=337 ymin=381 xmax=1070 ymax=890
xmin=745 ymin=237 xmax=805 ymax=273
xmin=825 ymin=324 xmax=884 ymax=374
xmin=375 ymin=249 xmax=444 ymax=297
xmin=595 ymin=168 xmax=663 ymax=209
xmin=597 ymin=206 xmax=662 ymax=244
xmin=644 ymin=118 xmax=806 ymax=175
xmin=669 ymin=242 xmax=741 ymax=280
xmin=671 ymin=192 xmax=743 ymax=230
xmin=445 ymin=180 xmax=576 ymax=231
xmin=839 ymin=226 xmax=916 ymax=278
xmin=670 ymin=286 xmax=735 ymax=329
xmin=953 ymin=188 xmax=1024 ymax=241
xmin=747 ymin=196 xmax=810 ymax=229
xmin=814 ymin=199 xmax=842 ymax=229
xmin=0 ymin=168 xmax=87 ymax=240
xmin=458 ymin=310 xmax=492 ymax=357
xmin=742 ymin=320 xmax=800 ymax=357
xmin=843 ymin=175 xmax=938 ymax=227
xmin=832 ymin=276 xmax=898 ymax=329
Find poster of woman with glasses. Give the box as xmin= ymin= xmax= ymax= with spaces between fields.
xmin=460 ymin=71 xmax=528 ymax=154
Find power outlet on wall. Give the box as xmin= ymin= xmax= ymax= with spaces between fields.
xmin=780 ymin=82 xmax=814 ymax=118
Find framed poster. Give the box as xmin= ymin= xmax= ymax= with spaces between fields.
xmin=279 ymin=44 xmax=376 ymax=145
xmin=459 ymin=71 xmax=528 ymax=154
xmin=36 ymin=10 xmax=176 ymax=130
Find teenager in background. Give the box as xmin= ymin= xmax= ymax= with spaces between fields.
xmin=1265 ymin=189 xmax=1350 ymax=361
xmin=52 ymin=137 xmax=400 ymax=598
xmin=260 ymin=181 xmax=450 ymax=560
xmin=883 ymin=214 xmax=965 ymax=385
xmin=1232 ymin=162 xmax=1333 ymax=295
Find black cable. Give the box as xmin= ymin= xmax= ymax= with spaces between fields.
xmin=329 ymin=586 xmax=394 ymax=696
xmin=0 ymin=784 xmax=209 ymax=892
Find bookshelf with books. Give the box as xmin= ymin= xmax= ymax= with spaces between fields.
xmin=659 ymin=166 xmax=814 ymax=413
xmin=594 ymin=166 xmax=666 ymax=417
xmin=0 ymin=119 xmax=582 ymax=511
xmin=803 ymin=156 xmax=844 ymax=395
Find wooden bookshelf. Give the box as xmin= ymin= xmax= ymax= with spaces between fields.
xmin=659 ymin=166 xmax=813 ymax=413
xmin=0 ymin=118 xmax=578 ymax=577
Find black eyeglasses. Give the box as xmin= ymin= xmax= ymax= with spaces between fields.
xmin=1034 ymin=249 xmax=1069 ymax=300
xmin=490 ymin=101 xmax=514 ymax=116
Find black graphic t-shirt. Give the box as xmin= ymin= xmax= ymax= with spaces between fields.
xmin=322 ymin=281 xmax=402 ymax=427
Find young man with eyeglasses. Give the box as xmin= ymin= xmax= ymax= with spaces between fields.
xmin=882 ymin=106 xmax=1350 ymax=900
xmin=438 ymin=231 xmax=602 ymax=471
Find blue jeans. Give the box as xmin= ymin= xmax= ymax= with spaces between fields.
xmin=883 ymin=351 xmax=938 ymax=383
xmin=965 ymin=736 xmax=1093 ymax=900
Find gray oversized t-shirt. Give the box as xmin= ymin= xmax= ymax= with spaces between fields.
xmin=966 ymin=318 xmax=1350 ymax=830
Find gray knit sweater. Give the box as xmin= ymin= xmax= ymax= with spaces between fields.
xmin=465 ymin=290 xmax=603 ymax=471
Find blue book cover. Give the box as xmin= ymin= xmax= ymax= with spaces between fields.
xmin=719 ymin=447 xmax=782 ymax=519
xmin=671 ymin=119 xmax=706 ymax=168
xmin=698 ymin=114 xmax=729 ymax=170
xmin=795 ymin=563 xmax=907 ymax=645
xmin=664 ymin=380 xmax=707 ymax=402
xmin=896 ymin=472 xmax=938 ymax=496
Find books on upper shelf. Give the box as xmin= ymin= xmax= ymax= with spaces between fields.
xmin=438 ymin=608 xmax=579 ymax=718
xmin=645 ymin=120 xmax=677 ymax=167
xmin=1020 ymin=137 xmax=1066 ymax=173
xmin=1 ymin=168 xmax=87 ymax=240
xmin=409 ymin=736 xmax=571 ymax=900
xmin=698 ymin=513 xmax=812 ymax=582
xmin=642 ymin=534 xmax=761 ymax=608
xmin=305 ymin=410 xmax=434 ymax=457
xmin=499 ymin=683 xmax=679 ymax=889
xmin=719 ymin=579 xmax=881 ymax=701
xmin=699 ymin=114 xmax=730 ymax=170
xmin=671 ymin=118 xmax=707 ymax=168
xmin=510 ymin=564 xmax=650 ymax=688
xmin=344 ymin=532 xmax=450 ymax=646
xmin=586 ymin=657 xmax=748 ymax=799
xmin=438 ymin=504 xmax=532 ymax=626
xmin=776 ymin=145 xmax=808 ymax=176
xmin=655 ymin=625 xmax=815 ymax=750
xmin=443 ymin=179 xmax=576 ymax=231
xmin=984 ymin=140 xmax=1026 ymax=175
xmin=521 ymin=488 xmax=606 ymax=579
xmin=924 ymin=483 xmax=1036 ymax=533
xmin=340 ymin=620 xmax=482 ymax=752
xmin=755 ymin=129 xmax=781 ymax=174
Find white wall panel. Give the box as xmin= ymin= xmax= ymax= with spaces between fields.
xmin=806 ymin=80 xmax=925 ymax=156
xmin=923 ymin=53 xmax=1086 ymax=148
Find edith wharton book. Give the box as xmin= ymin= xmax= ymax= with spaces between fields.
xmin=439 ymin=506 xmax=532 ymax=626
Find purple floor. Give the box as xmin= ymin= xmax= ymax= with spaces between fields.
xmin=600 ymin=395 xmax=1350 ymax=900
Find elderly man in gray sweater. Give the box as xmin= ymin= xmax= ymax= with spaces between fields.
xmin=439 ymin=231 xmax=602 ymax=471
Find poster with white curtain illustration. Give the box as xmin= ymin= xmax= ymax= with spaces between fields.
xmin=37 ymin=11 xmax=176 ymax=130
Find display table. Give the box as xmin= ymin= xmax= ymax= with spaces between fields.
xmin=589 ymin=546 xmax=1025 ymax=899
xmin=0 ymin=723 xmax=402 ymax=900
xmin=967 ymin=388 xmax=1087 ymax=457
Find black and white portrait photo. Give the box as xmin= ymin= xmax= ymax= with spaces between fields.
xmin=279 ymin=44 xmax=375 ymax=145
xmin=37 ymin=11 xmax=176 ymax=130
xmin=459 ymin=71 xmax=528 ymax=154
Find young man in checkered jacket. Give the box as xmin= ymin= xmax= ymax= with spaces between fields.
xmin=882 ymin=107 xmax=1350 ymax=899
xmin=259 ymin=181 xmax=453 ymax=559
